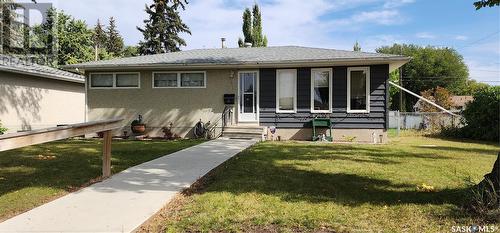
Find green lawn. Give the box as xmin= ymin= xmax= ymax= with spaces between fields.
xmin=0 ymin=139 xmax=203 ymax=221
xmin=159 ymin=135 xmax=499 ymax=232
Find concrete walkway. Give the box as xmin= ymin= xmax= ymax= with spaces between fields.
xmin=0 ymin=139 xmax=257 ymax=233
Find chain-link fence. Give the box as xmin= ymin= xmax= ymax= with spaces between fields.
xmin=389 ymin=111 xmax=464 ymax=131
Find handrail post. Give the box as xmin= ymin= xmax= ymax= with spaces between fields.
xmin=102 ymin=130 xmax=112 ymax=178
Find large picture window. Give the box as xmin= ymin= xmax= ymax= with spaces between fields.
xmin=347 ymin=67 xmax=370 ymax=113
xmin=311 ymin=68 xmax=332 ymax=113
xmin=90 ymin=73 xmax=140 ymax=89
xmin=276 ymin=69 xmax=297 ymax=113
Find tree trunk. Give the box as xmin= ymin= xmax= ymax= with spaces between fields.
xmin=479 ymin=152 xmax=500 ymax=195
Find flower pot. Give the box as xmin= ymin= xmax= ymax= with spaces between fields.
xmin=131 ymin=124 xmax=146 ymax=134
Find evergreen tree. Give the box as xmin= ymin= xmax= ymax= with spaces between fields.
xmin=238 ymin=4 xmax=267 ymax=47
xmin=241 ymin=8 xmax=252 ymax=46
xmin=353 ymin=41 xmax=361 ymax=51
xmin=106 ymin=17 xmax=124 ymax=56
xmin=1 ymin=0 xmax=24 ymax=54
xmin=137 ymin=0 xmax=191 ymax=55
xmin=93 ymin=19 xmax=107 ymax=49
xmin=251 ymin=4 xmax=266 ymax=47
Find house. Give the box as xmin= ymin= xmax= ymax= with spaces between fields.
xmin=0 ymin=55 xmax=85 ymax=133
xmin=449 ymin=96 xmax=473 ymax=112
xmin=65 ymin=46 xmax=410 ymax=143
xmin=413 ymin=95 xmax=474 ymax=113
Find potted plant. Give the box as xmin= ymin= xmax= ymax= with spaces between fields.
xmin=131 ymin=115 xmax=146 ymax=134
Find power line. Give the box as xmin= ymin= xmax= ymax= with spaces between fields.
xmin=457 ymin=31 xmax=500 ymax=49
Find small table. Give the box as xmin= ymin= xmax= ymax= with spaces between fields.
xmin=311 ymin=118 xmax=333 ymax=142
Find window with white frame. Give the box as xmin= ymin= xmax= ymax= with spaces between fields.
xmin=347 ymin=67 xmax=370 ymax=113
xmin=90 ymin=73 xmax=113 ymax=88
xmin=116 ymin=73 xmax=140 ymax=87
xmin=311 ymin=68 xmax=332 ymax=113
xmin=153 ymin=71 xmax=206 ymax=88
xmin=180 ymin=72 xmax=205 ymax=87
xmin=276 ymin=69 xmax=297 ymax=113
xmin=153 ymin=72 xmax=178 ymax=88
xmin=89 ymin=73 xmax=140 ymax=89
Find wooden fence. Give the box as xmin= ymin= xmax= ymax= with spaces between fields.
xmin=0 ymin=119 xmax=123 ymax=178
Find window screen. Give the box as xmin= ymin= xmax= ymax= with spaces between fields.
xmin=312 ymin=69 xmax=331 ymax=111
xmin=180 ymin=73 xmax=205 ymax=87
xmin=349 ymin=69 xmax=368 ymax=111
xmin=90 ymin=74 xmax=113 ymax=87
xmin=116 ymin=73 xmax=139 ymax=87
xmin=277 ymin=69 xmax=296 ymax=112
xmin=154 ymin=73 xmax=178 ymax=87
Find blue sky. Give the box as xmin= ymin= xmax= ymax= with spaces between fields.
xmin=36 ymin=0 xmax=500 ymax=84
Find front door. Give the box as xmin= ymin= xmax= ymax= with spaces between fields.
xmin=238 ymin=71 xmax=258 ymax=122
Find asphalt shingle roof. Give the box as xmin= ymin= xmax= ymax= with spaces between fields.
xmin=66 ymin=46 xmax=409 ymax=69
xmin=0 ymin=55 xmax=84 ymax=83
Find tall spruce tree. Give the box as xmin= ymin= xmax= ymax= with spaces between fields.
xmin=240 ymin=8 xmax=252 ymax=46
xmin=137 ymin=0 xmax=191 ymax=55
xmin=106 ymin=17 xmax=124 ymax=56
xmin=93 ymin=19 xmax=106 ymax=48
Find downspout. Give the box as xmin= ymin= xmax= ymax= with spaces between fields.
xmin=389 ymin=81 xmax=458 ymax=116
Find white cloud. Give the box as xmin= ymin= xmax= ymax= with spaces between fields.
xmin=465 ymin=59 xmax=500 ymax=85
xmin=362 ymin=34 xmax=405 ymax=52
xmin=37 ymin=0 xmax=412 ymax=50
xmin=416 ymin=32 xmax=436 ymax=39
xmin=383 ymin=0 xmax=415 ymax=8
xmin=454 ymin=35 xmax=468 ymax=41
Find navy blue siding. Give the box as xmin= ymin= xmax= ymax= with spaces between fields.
xmin=259 ymin=65 xmax=389 ymax=129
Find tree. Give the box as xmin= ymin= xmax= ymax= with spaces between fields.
xmin=92 ymin=19 xmax=107 ymax=60
xmin=353 ymin=41 xmax=361 ymax=51
xmin=122 ymin=45 xmax=139 ymax=57
xmin=474 ymin=0 xmax=500 ymax=9
xmin=1 ymin=0 xmax=24 ymax=54
xmin=137 ymin=0 xmax=191 ymax=55
xmin=239 ymin=8 xmax=252 ymax=47
xmin=33 ymin=8 xmax=94 ymax=66
xmin=238 ymin=4 xmax=267 ymax=47
xmin=419 ymin=87 xmax=452 ymax=112
xmin=252 ymin=4 xmax=267 ymax=47
xmin=106 ymin=17 xmax=124 ymax=56
xmin=376 ymin=44 xmax=469 ymax=111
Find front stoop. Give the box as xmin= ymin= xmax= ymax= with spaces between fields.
xmin=222 ymin=125 xmax=266 ymax=140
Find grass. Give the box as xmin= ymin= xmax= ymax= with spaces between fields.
xmin=0 ymin=139 xmax=203 ymax=221
xmin=157 ymin=134 xmax=499 ymax=232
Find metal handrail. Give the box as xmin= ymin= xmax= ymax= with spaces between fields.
xmin=206 ymin=106 xmax=233 ymax=139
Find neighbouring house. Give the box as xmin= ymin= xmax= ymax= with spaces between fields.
xmin=65 ymin=46 xmax=410 ymax=142
xmin=449 ymin=95 xmax=473 ymax=112
xmin=0 ymin=55 xmax=85 ymax=133
xmin=413 ymin=95 xmax=474 ymax=113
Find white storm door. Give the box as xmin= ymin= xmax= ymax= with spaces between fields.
xmin=238 ymin=71 xmax=258 ymax=122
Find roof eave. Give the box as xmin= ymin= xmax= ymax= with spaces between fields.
xmin=63 ymin=57 xmax=411 ymax=72
xmin=0 ymin=67 xmax=85 ymax=84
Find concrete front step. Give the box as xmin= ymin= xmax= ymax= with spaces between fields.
xmin=222 ymin=125 xmax=265 ymax=140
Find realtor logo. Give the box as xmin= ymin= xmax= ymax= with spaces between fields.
xmin=451 ymin=225 xmax=499 ymax=233
xmin=0 ymin=1 xmax=55 ymax=65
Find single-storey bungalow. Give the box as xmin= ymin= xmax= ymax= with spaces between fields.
xmin=0 ymin=55 xmax=85 ymax=133
xmin=66 ymin=46 xmax=410 ymax=142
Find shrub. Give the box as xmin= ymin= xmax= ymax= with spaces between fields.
xmin=0 ymin=121 xmax=7 ymax=135
xmin=441 ymin=86 xmax=499 ymax=141
xmin=460 ymin=86 xmax=500 ymax=141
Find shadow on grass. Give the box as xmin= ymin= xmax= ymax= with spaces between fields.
xmin=0 ymin=139 xmax=201 ymax=197
xmin=195 ymin=143 xmax=470 ymax=209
